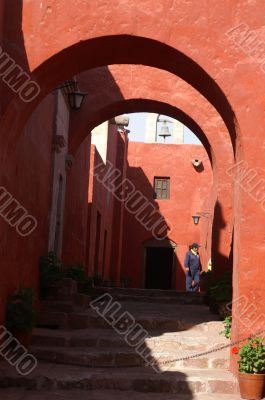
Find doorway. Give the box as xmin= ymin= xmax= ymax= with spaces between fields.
xmin=145 ymin=247 xmax=174 ymax=290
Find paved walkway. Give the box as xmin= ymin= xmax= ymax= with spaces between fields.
xmin=0 ymin=389 xmax=243 ymax=400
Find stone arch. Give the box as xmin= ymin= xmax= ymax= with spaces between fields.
xmin=1 ymin=0 xmax=264 ymax=374
xmin=62 ymin=65 xmax=234 ymax=272
xmin=1 ymin=35 xmax=238 ymax=170
xmin=64 ymin=95 xmax=233 ymax=275
xmin=144 ymin=114 xmax=184 ymax=144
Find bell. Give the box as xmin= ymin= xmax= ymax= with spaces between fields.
xmin=158 ymin=120 xmax=171 ymax=142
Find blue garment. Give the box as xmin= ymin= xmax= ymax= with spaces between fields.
xmin=184 ymin=250 xmax=201 ymax=292
xmin=184 ymin=250 xmax=201 ymax=272
xmin=186 ymin=270 xmax=200 ymax=292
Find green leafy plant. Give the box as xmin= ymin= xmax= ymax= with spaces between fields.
xmin=208 ymin=270 xmax=232 ymax=304
xmin=6 ymin=288 xmax=36 ymax=334
xmin=220 ymin=316 xmax=232 ymax=339
xmin=200 ymin=270 xmax=213 ymax=292
xmin=64 ymin=264 xmax=87 ymax=282
xmin=102 ymin=280 xmax=115 ymax=288
xmin=201 ymin=270 xmax=212 ymax=279
xmin=232 ymin=337 xmax=265 ymax=374
xmin=93 ymin=272 xmax=103 ymax=286
xmin=39 ymin=251 xmax=64 ymax=298
xmin=64 ymin=264 xmax=94 ymax=293
xmin=121 ymin=277 xmax=132 ymax=288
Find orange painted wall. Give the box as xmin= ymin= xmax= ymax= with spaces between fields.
xmin=0 ymin=93 xmax=55 ymax=321
xmin=87 ymin=125 xmax=129 ymax=281
xmin=62 ymin=134 xmax=91 ymax=267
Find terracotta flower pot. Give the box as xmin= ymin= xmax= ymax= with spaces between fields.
xmin=239 ymin=372 xmax=265 ymax=400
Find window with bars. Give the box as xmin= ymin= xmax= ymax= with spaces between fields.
xmin=154 ymin=177 xmax=170 ymax=199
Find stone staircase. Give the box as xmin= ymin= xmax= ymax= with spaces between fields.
xmin=0 ymin=279 xmax=241 ymax=399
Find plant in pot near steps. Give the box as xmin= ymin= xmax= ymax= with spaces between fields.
xmin=220 ymin=315 xmax=232 ymax=339
xmin=207 ymin=270 xmax=232 ymax=317
xmin=5 ymin=288 xmax=36 ymax=349
xmin=64 ymin=264 xmax=94 ymax=293
xmin=200 ymin=270 xmax=213 ymax=293
xmin=233 ymin=336 xmax=265 ymax=400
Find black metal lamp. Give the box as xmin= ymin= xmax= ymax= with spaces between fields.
xmin=192 ymin=215 xmax=201 ymax=225
xmin=60 ymin=79 xmax=88 ymax=111
xmin=67 ymin=91 xmax=87 ymax=110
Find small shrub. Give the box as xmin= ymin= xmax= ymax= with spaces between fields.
xmin=64 ymin=264 xmax=94 ymax=293
xmin=233 ymin=337 xmax=265 ymax=374
xmin=208 ymin=270 xmax=232 ymax=304
xmin=6 ymin=288 xmax=36 ymax=334
xmin=64 ymin=264 xmax=87 ymax=282
xmin=220 ymin=316 xmax=232 ymax=339
xmin=121 ymin=277 xmax=132 ymax=288
xmin=93 ymin=272 xmax=103 ymax=286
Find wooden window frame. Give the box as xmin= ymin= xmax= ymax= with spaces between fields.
xmin=153 ymin=176 xmax=170 ymax=200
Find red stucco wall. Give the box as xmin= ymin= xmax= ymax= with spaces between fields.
xmin=62 ymin=134 xmax=91 ymax=267
xmin=0 ymin=93 xmax=55 ymax=321
xmin=87 ymin=124 xmax=129 ymax=281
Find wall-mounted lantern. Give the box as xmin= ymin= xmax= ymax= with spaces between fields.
xmin=192 ymin=215 xmax=201 ymax=225
xmin=67 ymin=90 xmax=87 ymax=110
xmin=191 ymin=159 xmax=202 ymax=168
xmin=59 ymin=79 xmax=88 ymax=111
xmin=192 ymin=211 xmax=212 ymax=225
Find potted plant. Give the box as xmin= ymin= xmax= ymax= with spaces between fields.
xmin=121 ymin=277 xmax=132 ymax=288
xmin=232 ymin=336 xmax=265 ymax=399
xmin=220 ymin=315 xmax=232 ymax=339
xmin=39 ymin=251 xmax=64 ymax=299
xmin=200 ymin=270 xmax=213 ymax=292
xmin=93 ymin=272 xmax=103 ymax=287
xmin=64 ymin=264 xmax=86 ymax=290
xmin=64 ymin=264 xmax=93 ymax=293
xmin=207 ymin=271 xmax=232 ymax=317
xmin=5 ymin=288 xmax=36 ymax=348
xmin=102 ymin=280 xmax=115 ymax=288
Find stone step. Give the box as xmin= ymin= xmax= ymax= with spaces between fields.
xmin=0 ymin=361 xmax=239 ymax=395
xmin=30 ymin=345 xmax=230 ymax=370
xmin=0 ymin=388 xmax=243 ymax=400
xmin=90 ymin=288 xmax=205 ymax=304
xmin=36 ymin=308 xmax=222 ymax=332
xmin=39 ymin=294 xmax=91 ymax=312
xmin=39 ymin=300 xmax=75 ymax=313
xmin=91 ymin=287 xmax=205 ymax=298
xmin=32 ymin=327 xmax=228 ymax=352
xmin=90 ymin=293 xmax=205 ymax=305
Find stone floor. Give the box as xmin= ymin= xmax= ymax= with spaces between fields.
xmin=0 ymin=285 xmax=242 ymax=398
xmin=0 ymin=389 xmax=243 ymax=400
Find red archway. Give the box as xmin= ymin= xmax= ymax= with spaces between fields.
xmin=1 ymin=1 xmax=265 ymax=374
xmin=64 ymin=66 xmax=234 ymax=274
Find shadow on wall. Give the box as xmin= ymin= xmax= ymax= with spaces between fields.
xmin=86 ymin=143 xmax=181 ymax=287
xmin=211 ymin=200 xmax=233 ymax=278
xmin=120 ymin=164 xmax=187 ymax=290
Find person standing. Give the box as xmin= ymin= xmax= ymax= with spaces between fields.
xmin=184 ymin=243 xmax=202 ymax=292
